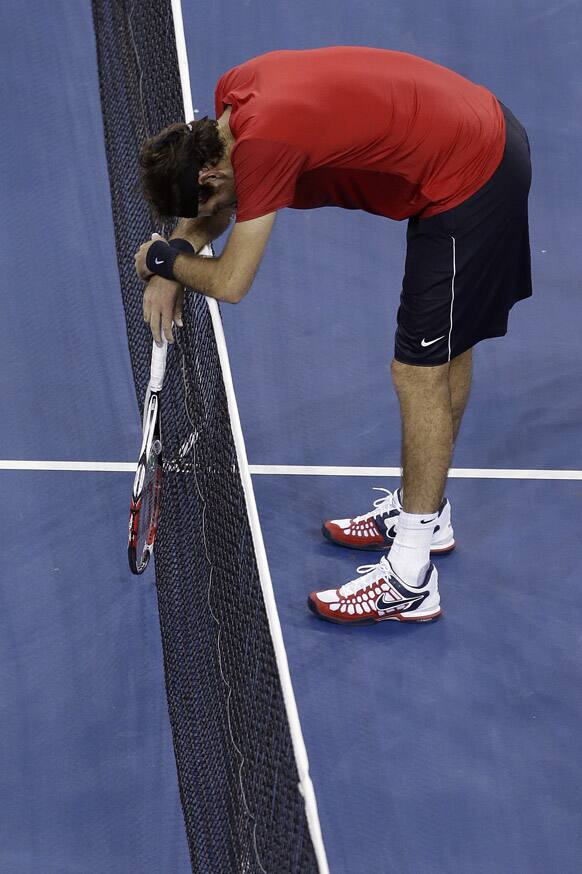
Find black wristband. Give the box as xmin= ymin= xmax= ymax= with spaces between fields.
xmin=146 ymin=239 xmax=178 ymax=281
xmin=169 ymin=237 xmax=196 ymax=255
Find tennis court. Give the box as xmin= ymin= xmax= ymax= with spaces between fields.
xmin=1 ymin=1 xmax=581 ymax=872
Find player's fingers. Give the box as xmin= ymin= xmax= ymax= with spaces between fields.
xmin=162 ymin=308 xmax=174 ymax=344
xmin=174 ymin=288 xmax=184 ymax=327
xmin=143 ymin=284 xmax=152 ymax=323
xmin=150 ymin=309 xmax=162 ymax=345
xmin=138 ymin=263 xmax=153 ymax=281
xmin=136 ymin=262 xmax=147 ymax=281
xmin=136 ymin=241 xmax=158 ymax=280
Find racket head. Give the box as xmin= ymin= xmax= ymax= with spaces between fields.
xmin=128 ymin=393 xmax=163 ymax=574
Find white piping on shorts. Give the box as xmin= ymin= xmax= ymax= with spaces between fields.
xmin=448 ymin=236 xmax=457 ymax=362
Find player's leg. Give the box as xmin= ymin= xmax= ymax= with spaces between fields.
xmin=389 ymin=346 xmax=472 ymax=515
xmin=391 ymin=358 xmax=452 ymax=514
xmin=310 ymin=356 xmax=453 ymax=625
xmin=387 ymin=348 xmax=472 ymax=582
xmin=388 ymin=358 xmax=453 ymax=587
xmin=320 ymin=348 xmax=466 ymax=554
xmin=311 ymin=101 xmax=532 ymax=624
xmin=450 ymin=347 xmax=473 ymax=444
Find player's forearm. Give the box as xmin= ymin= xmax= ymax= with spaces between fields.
xmin=144 ymin=227 xmax=245 ymax=303
xmin=171 ymin=252 xmax=242 ymax=303
xmin=171 ymin=211 xmax=233 ymax=252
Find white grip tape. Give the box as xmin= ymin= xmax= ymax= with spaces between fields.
xmin=149 ymin=338 xmax=168 ymax=391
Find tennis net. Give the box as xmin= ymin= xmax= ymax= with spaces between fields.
xmin=91 ymin=2 xmax=321 ymax=871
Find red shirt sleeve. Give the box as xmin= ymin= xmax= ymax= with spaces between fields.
xmin=231 ymin=138 xmax=307 ymax=222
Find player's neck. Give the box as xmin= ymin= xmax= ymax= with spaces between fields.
xmin=217 ymin=106 xmax=235 ymax=154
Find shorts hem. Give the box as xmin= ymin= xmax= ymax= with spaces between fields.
xmin=393 ymin=330 xmax=508 ymax=366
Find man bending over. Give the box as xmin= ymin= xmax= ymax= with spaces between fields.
xmin=134 ymin=46 xmax=533 ymax=625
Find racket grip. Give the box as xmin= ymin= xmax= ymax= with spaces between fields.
xmin=149 ymin=337 xmax=168 ymax=390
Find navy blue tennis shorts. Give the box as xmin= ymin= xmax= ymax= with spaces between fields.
xmin=394 ymin=100 xmax=533 ymax=366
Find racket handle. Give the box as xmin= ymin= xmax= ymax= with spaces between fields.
xmin=149 ymin=337 xmax=168 ymax=390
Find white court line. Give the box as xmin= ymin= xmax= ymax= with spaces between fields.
xmin=1 ymin=460 xmax=581 ymax=480
xmin=250 ymin=465 xmax=582 ymax=480
xmin=0 ymin=461 xmax=136 ymax=472
xmin=173 ymin=4 xmax=330 ymax=871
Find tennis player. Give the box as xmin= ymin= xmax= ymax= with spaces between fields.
xmin=134 ymin=46 xmax=532 ymax=625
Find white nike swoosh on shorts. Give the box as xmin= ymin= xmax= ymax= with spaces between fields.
xmin=421 ymin=336 xmax=445 ymax=347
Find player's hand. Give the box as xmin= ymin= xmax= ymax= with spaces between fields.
xmin=143 ymin=274 xmax=184 ymax=344
xmin=134 ymin=233 xmax=168 ymax=281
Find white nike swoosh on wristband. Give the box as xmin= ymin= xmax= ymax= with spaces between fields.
xmin=154 ymin=258 xmax=165 ymax=265
xmin=421 ymin=336 xmax=445 ymax=347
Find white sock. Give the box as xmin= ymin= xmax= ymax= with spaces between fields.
xmin=389 ymin=509 xmax=437 ymax=587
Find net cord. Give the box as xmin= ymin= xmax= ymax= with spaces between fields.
xmin=170 ymin=3 xmax=330 ymax=871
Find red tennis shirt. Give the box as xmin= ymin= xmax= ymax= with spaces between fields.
xmin=214 ymin=47 xmax=506 ymax=223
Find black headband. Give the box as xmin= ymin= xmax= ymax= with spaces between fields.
xmin=174 ymin=164 xmax=200 ymax=218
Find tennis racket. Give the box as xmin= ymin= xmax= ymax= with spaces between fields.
xmin=128 ymin=334 xmax=168 ymax=574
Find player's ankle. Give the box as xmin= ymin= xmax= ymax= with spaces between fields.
xmin=389 ymin=509 xmax=437 ymax=586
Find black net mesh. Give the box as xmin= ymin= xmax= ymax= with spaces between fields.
xmin=91 ymin=2 xmax=318 ymax=871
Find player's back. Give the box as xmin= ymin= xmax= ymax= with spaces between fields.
xmin=214 ymin=46 xmax=506 ymax=219
xmin=216 ymin=46 xmax=501 ymax=171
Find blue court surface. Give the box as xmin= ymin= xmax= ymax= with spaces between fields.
xmin=1 ymin=1 xmax=581 ymax=872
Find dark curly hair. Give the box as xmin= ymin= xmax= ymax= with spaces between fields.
xmin=139 ymin=116 xmax=225 ymax=219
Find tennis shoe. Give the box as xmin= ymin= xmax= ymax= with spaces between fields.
xmin=308 ymin=556 xmax=441 ymax=624
xmin=322 ymin=488 xmax=455 ymax=554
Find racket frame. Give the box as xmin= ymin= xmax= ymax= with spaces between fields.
xmin=128 ymin=338 xmax=168 ymax=574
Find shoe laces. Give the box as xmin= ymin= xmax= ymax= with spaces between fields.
xmin=339 ymin=556 xmax=393 ymax=598
xmin=351 ymin=488 xmax=398 ymax=524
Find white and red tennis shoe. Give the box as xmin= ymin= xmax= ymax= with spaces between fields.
xmin=322 ymin=488 xmax=455 ymax=554
xmin=308 ymin=556 xmax=441 ymax=624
